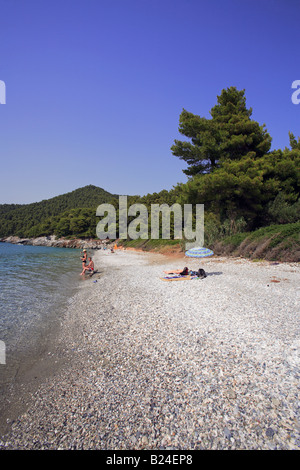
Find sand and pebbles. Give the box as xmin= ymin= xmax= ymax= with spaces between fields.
xmin=0 ymin=249 xmax=299 ymax=450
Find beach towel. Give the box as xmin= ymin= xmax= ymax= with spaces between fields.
xmin=160 ymin=275 xmax=197 ymax=282
xmin=160 ymin=268 xmax=207 ymax=281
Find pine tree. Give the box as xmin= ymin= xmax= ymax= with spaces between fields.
xmin=171 ymin=87 xmax=272 ymax=176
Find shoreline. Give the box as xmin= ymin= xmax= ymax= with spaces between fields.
xmin=1 ymin=249 xmax=299 ymax=449
xmin=0 ymin=235 xmax=186 ymax=259
xmin=2 ymin=234 xmax=299 ymax=264
xmin=0 ymin=235 xmax=106 ymax=250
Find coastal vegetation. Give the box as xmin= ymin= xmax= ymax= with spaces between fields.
xmin=1 ymin=87 xmax=299 ymax=261
xmin=0 ymin=185 xmax=117 ymax=239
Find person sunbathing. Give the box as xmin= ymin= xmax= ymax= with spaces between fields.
xmin=163 ymin=267 xmax=189 ymax=275
xmin=81 ymin=257 xmax=94 ymax=275
xmin=163 ymin=267 xmax=207 ymax=279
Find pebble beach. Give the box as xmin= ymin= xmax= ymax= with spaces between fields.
xmin=0 ymin=249 xmax=299 ymax=450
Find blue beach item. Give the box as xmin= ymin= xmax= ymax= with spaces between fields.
xmin=185 ymin=247 xmax=214 ymax=258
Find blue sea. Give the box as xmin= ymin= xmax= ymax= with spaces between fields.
xmin=0 ymin=242 xmax=82 ymax=402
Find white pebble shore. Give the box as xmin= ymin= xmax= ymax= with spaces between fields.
xmin=1 ymin=249 xmax=299 ymax=450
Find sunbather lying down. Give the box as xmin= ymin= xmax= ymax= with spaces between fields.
xmin=163 ymin=267 xmax=189 ymax=275
xmin=163 ymin=267 xmax=207 ymax=279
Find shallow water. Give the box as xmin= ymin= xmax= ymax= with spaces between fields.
xmin=0 ymin=242 xmax=84 ymax=403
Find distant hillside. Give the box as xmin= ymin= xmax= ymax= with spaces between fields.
xmin=0 ymin=185 xmax=118 ymax=238
xmin=0 ymin=203 xmax=23 ymax=215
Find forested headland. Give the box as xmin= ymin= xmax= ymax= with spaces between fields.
xmin=1 ymin=87 xmax=299 ymax=261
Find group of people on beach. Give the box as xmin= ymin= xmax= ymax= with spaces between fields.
xmin=80 ymin=249 xmax=94 ymax=275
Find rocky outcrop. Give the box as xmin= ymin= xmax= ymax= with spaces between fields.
xmin=0 ymin=236 xmax=110 ymax=250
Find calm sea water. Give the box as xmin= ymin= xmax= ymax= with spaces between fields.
xmin=0 ymin=242 xmax=82 ymax=369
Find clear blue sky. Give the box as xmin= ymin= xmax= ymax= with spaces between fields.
xmin=0 ymin=0 xmax=299 ymax=204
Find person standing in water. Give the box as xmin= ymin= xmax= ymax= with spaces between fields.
xmin=80 ymin=249 xmax=87 ymax=272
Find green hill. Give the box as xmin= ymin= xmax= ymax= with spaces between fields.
xmin=0 ymin=185 xmax=118 ymax=238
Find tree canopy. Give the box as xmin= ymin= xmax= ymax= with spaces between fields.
xmin=171 ymin=87 xmax=272 ymax=176
xmin=174 ymin=129 xmax=300 ymax=228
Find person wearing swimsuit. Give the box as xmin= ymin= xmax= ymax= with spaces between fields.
xmin=81 ymin=257 xmax=94 ymax=275
xmin=80 ymin=249 xmax=87 ymax=272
